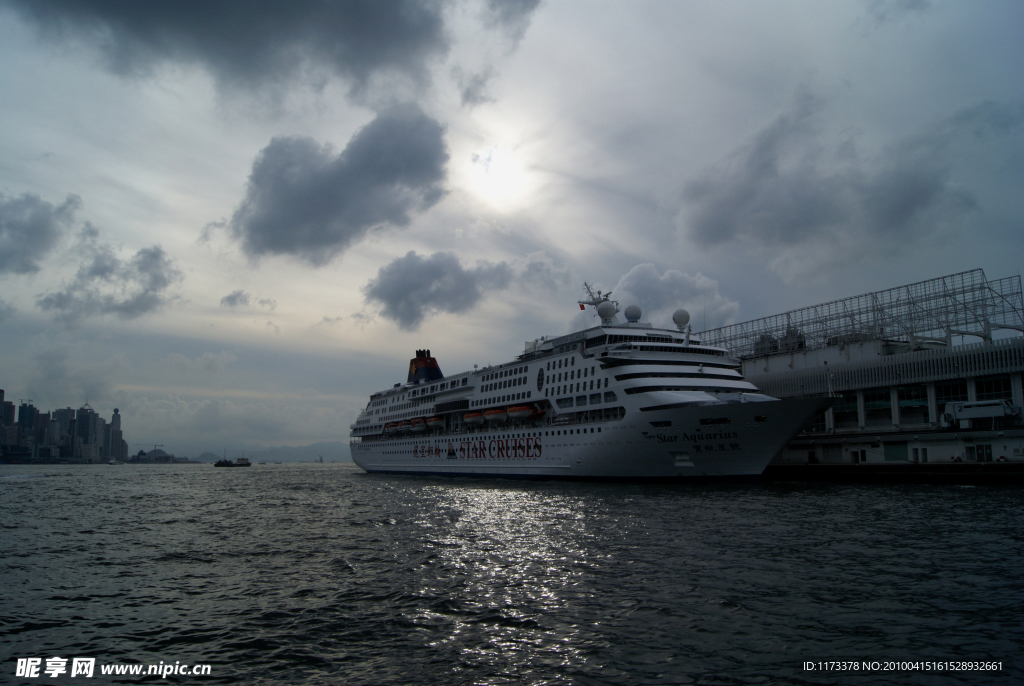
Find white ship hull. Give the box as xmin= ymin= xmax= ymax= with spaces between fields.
xmin=353 ymin=396 xmax=829 ymax=481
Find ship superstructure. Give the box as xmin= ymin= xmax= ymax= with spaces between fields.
xmin=350 ymin=284 xmax=830 ymax=480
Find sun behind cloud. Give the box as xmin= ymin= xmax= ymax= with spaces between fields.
xmin=466 ymin=145 xmax=534 ymax=211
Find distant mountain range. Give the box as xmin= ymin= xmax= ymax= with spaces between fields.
xmin=193 ymin=441 xmax=351 ymax=463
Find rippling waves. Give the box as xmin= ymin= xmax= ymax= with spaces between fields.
xmin=2 ymin=464 xmax=1021 ymax=684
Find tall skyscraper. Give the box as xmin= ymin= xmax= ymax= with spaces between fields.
xmin=109 ymin=408 xmax=125 ymax=461
xmin=75 ymin=405 xmax=94 ymax=443
xmin=18 ymin=403 xmax=37 ymax=443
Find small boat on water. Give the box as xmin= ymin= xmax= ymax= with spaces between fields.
xmin=214 ymin=457 xmax=251 ymax=467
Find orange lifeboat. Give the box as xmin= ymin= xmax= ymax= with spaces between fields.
xmin=426 ymin=417 xmax=444 ymax=430
xmin=463 ymin=412 xmax=485 ymax=425
xmin=410 ymin=418 xmax=426 ymax=433
xmin=507 ymin=405 xmax=532 ymax=420
xmin=398 ymin=421 xmax=411 ymax=432
xmin=383 ymin=423 xmax=397 ymax=434
xmin=484 ymin=408 xmax=508 ymax=423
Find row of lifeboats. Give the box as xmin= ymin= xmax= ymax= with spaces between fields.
xmin=382 ymin=405 xmax=544 ymax=434
xmin=383 ymin=416 xmax=445 ymax=434
xmin=463 ymin=405 xmax=541 ymax=425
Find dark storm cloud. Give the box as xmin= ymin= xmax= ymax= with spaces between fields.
xmin=9 ymin=0 xmax=450 ymax=94
xmin=682 ymin=94 xmax=1022 ymax=249
xmin=865 ymin=0 xmax=931 ymax=25
xmin=458 ymin=68 xmax=495 ymax=106
xmin=0 ymin=193 xmax=79 ymax=274
xmin=518 ymin=252 xmax=574 ymax=293
xmin=0 ymin=298 xmax=14 ymax=322
xmin=363 ymin=251 xmax=512 ymax=330
xmin=220 ymin=290 xmax=250 ymax=307
xmin=37 ymin=232 xmax=183 ymax=324
xmin=483 ymin=0 xmax=542 ymax=44
xmin=230 ymin=104 xmax=448 ymax=265
xmin=683 ymin=91 xmax=848 ymax=247
xmin=220 ymin=290 xmax=277 ymax=309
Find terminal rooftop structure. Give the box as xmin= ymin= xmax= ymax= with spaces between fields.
xmin=698 ymin=269 xmax=1024 ymax=469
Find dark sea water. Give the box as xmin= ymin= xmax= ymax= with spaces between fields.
xmin=2 ymin=463 xmax=1021 ymax=685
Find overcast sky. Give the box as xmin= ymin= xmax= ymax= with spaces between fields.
xmin=1 ymin=0 xmax=1021 ymax=457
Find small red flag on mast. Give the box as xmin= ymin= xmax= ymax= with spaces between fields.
xmin=579 ymin=303 xmax=585 ymax=310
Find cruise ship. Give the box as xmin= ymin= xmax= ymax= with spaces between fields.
xmin=349 ymin=285 xmax=831 ymax=481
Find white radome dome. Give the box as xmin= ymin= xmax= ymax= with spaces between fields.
xmin=672 ymin=309 xmax=690 ymax=328
xmin=624 ymin=304 xmax=642 ymax=322
xmin=597 ymin=301 xmax=617 ymax=320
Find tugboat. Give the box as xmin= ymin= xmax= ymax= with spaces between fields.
xmin=214 ymin=451 xmax=251 ymax=467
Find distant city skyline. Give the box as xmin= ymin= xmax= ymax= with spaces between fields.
xmin=1 ymin=1 xmax=1021 ymax=457
xmin=0 ymin=387 xmax=128 ymax=462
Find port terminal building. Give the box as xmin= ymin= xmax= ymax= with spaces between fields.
xmin=699 ymin=269 xmax=1024 ymax=469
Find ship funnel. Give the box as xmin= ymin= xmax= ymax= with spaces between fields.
xmin=408 ymin=350 xmax=444 ymax=384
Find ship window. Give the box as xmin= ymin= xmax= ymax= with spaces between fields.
xmin=462 ymin=378 xmax=467 ymax=386
xmin=590 ymin=393 xmax=601 ymax=404
xmin=576 ymin=395 xmax=587 ymax=406
xmin=604 ymin=391 xmax=617 ymax=402
xmin=527 ymin=391 xmax=531 ymax=398
xmin=571 ymin=358 xmax=575 ymax=366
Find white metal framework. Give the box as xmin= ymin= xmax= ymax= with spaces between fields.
xmin=699 ymin=269 xmax=1024 ymax=359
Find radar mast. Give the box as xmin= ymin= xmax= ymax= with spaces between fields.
xmin=579 ymin=282 xmax=620 ymax=325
